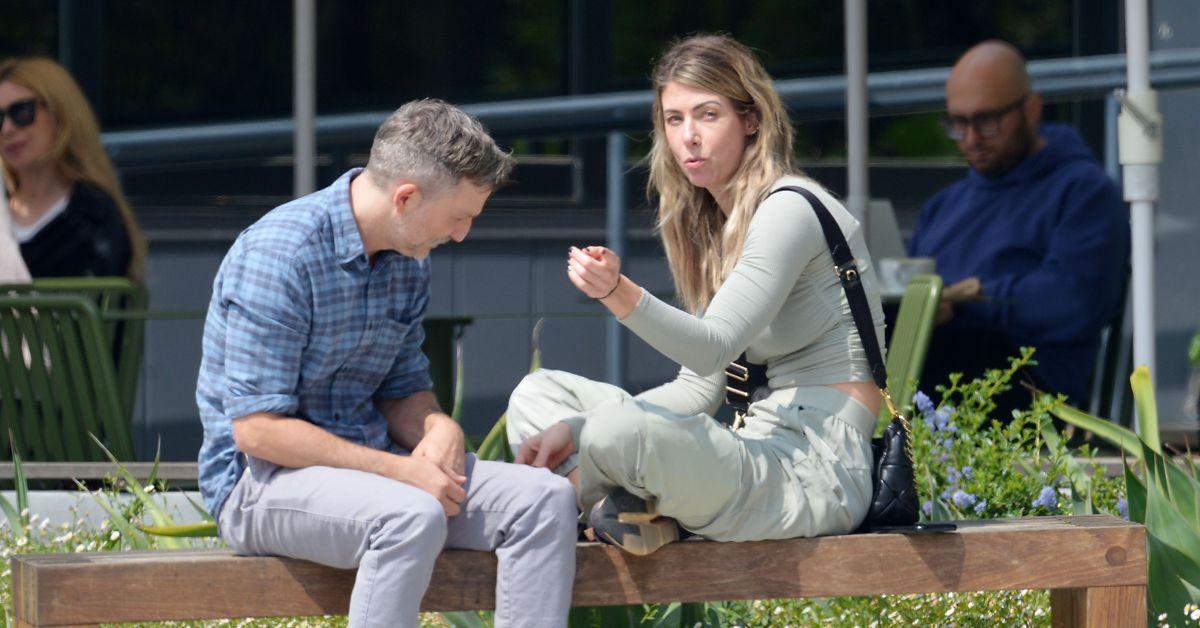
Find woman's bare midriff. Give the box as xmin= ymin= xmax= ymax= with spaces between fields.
xmin=826 ymin=380 xmax=881 ymax=416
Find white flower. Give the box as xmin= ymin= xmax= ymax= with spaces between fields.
xmin=15 ymin=536 xmax=27 ymax=546
xmin=109 ymin=530 xmax=121 ymax=541
xmin=144 ymin=484 xmax=156 ymax=493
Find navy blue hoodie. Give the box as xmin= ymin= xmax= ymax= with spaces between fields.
xmin=908 ymin=123 xmax=1129 ymax=403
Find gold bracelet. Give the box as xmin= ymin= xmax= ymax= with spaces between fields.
xmin=598 ymin=275 xmax=621 ymax=300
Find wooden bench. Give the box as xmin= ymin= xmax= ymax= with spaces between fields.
xmin=11 ymin=515 xmax=1146 ymax=627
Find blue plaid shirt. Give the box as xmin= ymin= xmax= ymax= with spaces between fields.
xmin=197 ymin=169 xmax=434 ymax=520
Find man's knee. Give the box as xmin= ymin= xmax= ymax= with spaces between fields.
xmin=378 ymin=492 xmax=449 ymax=549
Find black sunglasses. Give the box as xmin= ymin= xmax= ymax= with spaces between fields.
xmin=0 ymin=98 xmax=40 ymax=129
xmin=939 ymin=94 xmax=1027 ymax=141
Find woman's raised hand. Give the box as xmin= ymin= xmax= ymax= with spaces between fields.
xmin=567 ymin=246 xmax=622 ymax=299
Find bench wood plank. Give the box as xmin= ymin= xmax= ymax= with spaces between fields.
xmin=12 ymin=515 xmax=1146 ymax=626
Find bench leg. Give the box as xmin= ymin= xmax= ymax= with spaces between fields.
xmin=1051 ymin=586 xmax=1146 ymax=627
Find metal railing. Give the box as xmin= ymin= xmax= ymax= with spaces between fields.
xmin=103 ymin=48 xmax=1200 ymax=168
xmin=103 ymin=47 xmax=1200 ymax=387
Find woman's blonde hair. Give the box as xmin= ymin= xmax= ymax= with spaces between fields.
xmin=1 ymin=57 xmax=146 ymax=280
xmin=648 ymin=34 xmax=795 ymax=313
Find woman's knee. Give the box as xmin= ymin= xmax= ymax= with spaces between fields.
xmin=580 ymin=400 xmax=651 ymax=452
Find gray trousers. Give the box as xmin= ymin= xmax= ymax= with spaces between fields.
xmin=507 ymin=369 xmax=875 ymax=542
xmin=218 ymin=453 xmax=577 ymax=628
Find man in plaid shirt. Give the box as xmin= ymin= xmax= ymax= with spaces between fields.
xmin=197 ymin=100 xmax=577 ymax=628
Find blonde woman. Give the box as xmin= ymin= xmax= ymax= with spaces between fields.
xmin=0 ymin=57 xmax=145 ymax=279
xmin=507 ymin=34 xmax=887 ymax=554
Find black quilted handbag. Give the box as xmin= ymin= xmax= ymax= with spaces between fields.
xmin=724 ymin=185 xmax=920 ymax=531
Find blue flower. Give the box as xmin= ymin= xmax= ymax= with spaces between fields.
xmin=946 ymin=466 xmax=961 ymax=484
xmin=923 ymin=414 xmax=936 ymax=430
xmin=1032 ymin=486 xmax=1058 ymax=509
xmin=952 ymin=490 xmax=977 ymax=509
xmin=962 ymin=466 xmax=974 ymax=479
xmin=933 ymin=408 xmax=952 ymax=430
xmin=1117 ymin=497 xmax=1129 ymax=520
xmin=914 ymin=390 xmax=934 ymax=415
xmin=973 ymin=500 xmax=988 ymax=515
xmin=922 ymin=500 xmax=933 ymax=518
xmin=940 ymin=487 xmax=954 ymax=500
xmin=942 ymin=437 xmax=955 ymax=450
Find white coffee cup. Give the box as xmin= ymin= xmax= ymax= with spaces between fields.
xmin=877 ymin=257 xmax=936 ymax=292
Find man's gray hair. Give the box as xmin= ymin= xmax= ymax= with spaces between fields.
xmin=365 ymin=99 xmax=514 ymax=194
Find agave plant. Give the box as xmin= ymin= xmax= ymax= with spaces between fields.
xmin=1051 ymin=366 xmax=1200 ymax=625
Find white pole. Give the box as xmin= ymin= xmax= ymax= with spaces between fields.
xmin=1119 ymin=0 xmax=1162 ymax=435
xmin=844 ymin=0 xmax=868 ymax=225
xmin=293 ymin=0 xmax=317 ymax=197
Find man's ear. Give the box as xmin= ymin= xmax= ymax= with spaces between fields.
xmin=1024 ymin=92 xmax=1044 ymax=128
xmin=391 ymin=182 xmax=421 ymax=216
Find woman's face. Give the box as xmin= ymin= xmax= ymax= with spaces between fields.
xmin=660 ymin=80 xmax=755 ymax=196
xmin=0 ymin=80 xmax=56 ymax=173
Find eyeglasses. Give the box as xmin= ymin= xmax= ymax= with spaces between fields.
xmin=0 ymin=99 xmax=40 ymax=130
xmin=939 ymin=94 xmax=1027 ymax=140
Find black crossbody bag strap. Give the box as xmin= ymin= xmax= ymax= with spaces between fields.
xmin=765 ymin=186 xmax=921 ymax=529
xmin=766 ymin=186 xmax=889 ymax=393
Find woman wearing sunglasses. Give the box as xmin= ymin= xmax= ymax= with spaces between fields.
xmin=1 ymin=57 xmax=145 ymax=280
xmin=506 ymin=34 xmax=885 ymax=555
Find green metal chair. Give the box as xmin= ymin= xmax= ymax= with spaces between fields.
xmin=879 ymin=274 xmax=943 ymax=424
xmin=0 ymin=294 xmax=135 ymax=462
xmin=0 ymin=277 xmax=147 ymax=418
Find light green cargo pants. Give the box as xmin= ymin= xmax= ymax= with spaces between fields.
xmin=506 ymin=368 xmax=876 ymax=541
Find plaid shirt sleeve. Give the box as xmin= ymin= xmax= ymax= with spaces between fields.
xmin=219 ymin=248 xmax=313 ymax=420
xmin=375 ymin=274 xmax=434 ymax=401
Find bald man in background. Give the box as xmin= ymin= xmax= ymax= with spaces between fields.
xmin=908 ymin=40 xmax=1129 ymax=416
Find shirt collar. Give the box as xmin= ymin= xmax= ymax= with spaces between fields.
xmin=330 ymin=168 xmax=368 ymax=266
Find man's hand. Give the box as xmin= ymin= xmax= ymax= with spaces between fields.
xmin=936 ymin=276 xmax=984 ymax=326
xmin=943 ymin=276 xmax=983 ymax=302
xmin=389 ymin=455 xmax=467 ymax=516
xmin=515 ymin=421 xmax=575 ymax=469
xmin=411 ymin=418 xmax=467 ymax=477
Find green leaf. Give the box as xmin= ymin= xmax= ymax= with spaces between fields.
xmin=139 ymin=522 xmax=218 ymax=537
xmin=183 ymin=491 xmax=217 ymax=523
xmin=73 ymin=479 xmax=151 ymax=551
xmin=1141 ymin=439 xmax=1200 ymax=527
xmin=1130 ymin=366 xmax=1162 ymax=453
xmin=648 ymin=602 xmax=682 ymax=628
xmin=88 ymin=433 xmax=184 ymax=549
xmin=1124 ymin=459 xmax=1147 ymax=523
xmin=1146 ymin=533 xmax=1197 ymax=625
xmin=441 ymin=611 xmax=488 ymax=627
xmin=0 ymin=491 xmax=21 ymax=532
xmin=9 ymin=430 xmax=28 ymax=523
xmin=1048 ymin=402 xmax=1141 ymax=458
xmin=475 ymin=413 xmax=511 ymax=463
xmin=1039 ymin=419 xmax=1091 ymax=498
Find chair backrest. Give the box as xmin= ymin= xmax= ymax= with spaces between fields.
xmin=880 ymin=274 xmax=943 ymax=423
xmin=0 ymin=277 xmax=147 ymax=418
xmin=1087 ymin=273 xmax=1133 ymax=426
xmin=0 ymin=294 xmax=134 ymax=462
